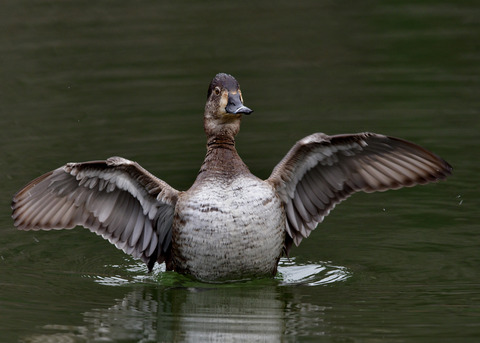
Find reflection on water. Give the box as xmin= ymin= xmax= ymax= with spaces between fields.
xmin=20 ymin=258 xmax=345 ymax=342
xmin=9 ymin=242 xmax=349 ymax=342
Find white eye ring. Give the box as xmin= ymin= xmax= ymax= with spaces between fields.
xmin=214 ymin=87 xmax=221 ymax=96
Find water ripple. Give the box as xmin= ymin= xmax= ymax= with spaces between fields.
xmin=92 ymin=257 xmax=350 ymax=287
xmin=277 ymin=257 xmax=351 ymax=286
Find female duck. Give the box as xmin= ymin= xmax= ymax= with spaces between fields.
xmin=12 ymin=73 xmax=452 ymax=282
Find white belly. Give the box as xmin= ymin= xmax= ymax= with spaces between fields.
xmin=172 ymin=176 xmax=285 ymax=282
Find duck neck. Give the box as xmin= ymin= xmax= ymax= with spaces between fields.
xmin=196 ymin=135 xmax=249 ymax=182
xmin=206 ymin=135 xmax=236 ymax=149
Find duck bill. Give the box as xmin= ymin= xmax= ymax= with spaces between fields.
xmin=225 ymin=93 xmax=253 ymax=115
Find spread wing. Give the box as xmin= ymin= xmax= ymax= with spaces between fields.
xmin=12 ymin=156 xmax=180 ymax=271
xmin=267 ymin=132 xmax=452 ymax=253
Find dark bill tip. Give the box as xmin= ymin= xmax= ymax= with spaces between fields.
xmin=225 ymin=92 xmax=253 ymax=115
xmin=230 ymin=105 xmax=253 ymax=115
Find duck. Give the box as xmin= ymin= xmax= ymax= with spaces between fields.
xmin=12 ymin=73 xmax=452 ymax=282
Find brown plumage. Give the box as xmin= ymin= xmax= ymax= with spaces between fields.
xmin=12 ymin=73 xmax=452 ymax=282
xmin=266 ymin=133 xmax=452 ymax=252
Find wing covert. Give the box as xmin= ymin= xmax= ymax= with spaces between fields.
xmin=267 ymin=133 xmax=452 ymax=252
xmin=12 ymin=156 xmax=180 ymax=270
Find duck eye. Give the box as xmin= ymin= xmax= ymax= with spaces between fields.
xmin=214 ymin=87 xmax=221 ymax=96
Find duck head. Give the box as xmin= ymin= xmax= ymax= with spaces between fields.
xmin=204 ymin=73 xmax=253 ymax=141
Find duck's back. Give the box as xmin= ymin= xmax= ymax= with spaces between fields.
xmin=171 ymin=146 xmax=285 ymax=282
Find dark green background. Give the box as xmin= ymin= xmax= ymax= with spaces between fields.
xmin=1 ymin=1 xmax=478 ymax=341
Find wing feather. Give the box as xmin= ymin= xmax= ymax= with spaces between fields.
xmin=267 ymin=132 xmax=452 ymax=252
xmin=12 ymin=156 xmax=180 ymax=271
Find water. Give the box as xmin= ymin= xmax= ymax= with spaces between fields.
xmin=1 ymin=1 xmax=479 ymax=342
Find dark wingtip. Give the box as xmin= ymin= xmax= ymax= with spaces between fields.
xmin=432 ymin=155 xmax=453 ymax=181
xmin=147 ymin=247 xmax=158 ymax=272
xmin=445 ymin=161 xmax=453 ymax=175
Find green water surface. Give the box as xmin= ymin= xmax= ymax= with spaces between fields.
xmin=1 ymin=1 xmax=478 ymax=342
